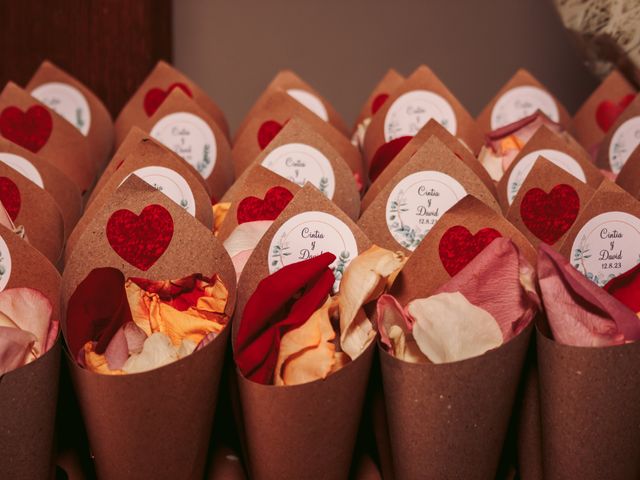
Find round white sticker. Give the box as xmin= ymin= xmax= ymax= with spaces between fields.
xmin=31 ymin=82 xmax=91 ymax=135
xmin=286 ymin=89 xmax=329 ymax=121
xmin=121 ymin=166 xmax=196 ymax=216
xmin=261 ymin=143 xmax=336 ymax=198
xmin=0 ymin=153 xmax=44 ymax=188
xmin=0 ymin=234 xmax=12 ymax=292
xmin=150 ymin=112 xmax=217 ymax=179
xmin=490 ymin=86 xmax=559 ymax=129
xmin=608 ymin=116 xmax=640 ymax=174
xmin=571 ymin=211 xmax=640 ymax=287
xmin=384 ymin=90 xmax=457 ymax=141
xmin=268 ymin=211 xmax=358 ymax=291
xmin=386 ymin=171 xmax=467 ymax=251
xmin=506 ymin=149 xmax=587 ymax=205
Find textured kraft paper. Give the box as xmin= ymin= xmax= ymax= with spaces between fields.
xmin=244 ymin=116 xmax=360 ymax=220
xmin=476 ymin=69 xmax=570 ymax=134
xmin=596 ymin=94 xmax=640 ymax=171
xmin=232 ymin=90 xmax=363 ymax=180
xmin=537 ymin=329 xmax=640 ymax=479
xmin=362 ymin=65 xmax=484 ymax=164
xmin=362 ymin=119 xmax=497 ymax=210
xmin=0 ymin=222 xmax=63 ymax=480
xmin=506 ymin=157 xmax=596 ymax=249
xmin=571 ymin=69 xmax=636 ymax=149
xmin=379 ymin=324 xmax=534 ymax=480
xmin=353 ymin=68 xmax=405 ymax=133
xmin=234 ymin=69 xmax=349 ymax=139
xmin=61 ymin=176 xmax=237 ymax=480
xmin=0 ymin=82 xmax=95 ymax=195
xmin=0 ymin=161 xmax=65 ymax=263
xmin=135 ymin=88 xmax=235 ymax=201
xmin=88 ymin=126 xmax=211 ymax=206
xmin=390 ymin=195 xmax=537 ymax=304
xmin=64 ymin=142 xmax=214 ymax=263
xmin=497 ymin=126 xmax=603 ymax=211
xmin=27 ymin=60 xmax=115 ymax=168
xmin=0 ymin=136 xmax=82 ymax=235
xmin=115 ymin=60 xmax=229 ymax=144
xmin=616 ymin=144 xmax=640 ymax=199
xmin=558 ymin=179 xmax=640 ymax=258
xmin=229 ymin=184 xmax=373 ymax=479
xmin=358 ymin=136 xmax=500 ymax=254
xmin=216 ymin=164 xmax=300 ymax=242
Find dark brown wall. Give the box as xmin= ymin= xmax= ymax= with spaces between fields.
xmin=173 ymin=0 xmax=599 ymax=133
xmin=0 ymin=0 xmax=172 ymax=116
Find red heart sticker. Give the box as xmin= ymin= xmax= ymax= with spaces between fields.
xmin=371 ymin=93 xmax=389 ymax=115
xmin=237 ymin=186 xmax=293 ymax=224
xmin=257 ymin=120 xmax=284 ymax=150
xmin=106 ymin=204 xmax=174 ymax=271
xmin=369 ymin=136 xmax=412 ymax=182
xmin=595 ymin=94 xmax=636 ymax=132
xmin=520 ymin=184 xmax=579 ymax=245
xmin=0 ymin=177 xmax=21 ymax=221
xmin=0 ymin=105 xmax=52 ymax=153
xmin=143 ymin=83 xmax=193 ymax=117
xmin=439 ymin=226 xmax=502 ymax=276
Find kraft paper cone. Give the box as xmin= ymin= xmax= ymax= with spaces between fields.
xmin=205 ymin=444 xmax=247 ymax=480
xmin=571 ymin=69 xmax=636 ymax=150
xmin=0 ymin=137 xmax=82 ymax=235
xmin=235 ymin=69 xmax=349 ymax=139
xmin=362 ymin=65 xmax=484 ymax=165
xmin=115 ymin=60 xmax=229 ymax=144
xmin=497 ymin=126 xmax=603 ymax=211
xmin=62 ymin=176 xmax=237 ymax=479
xmin=380 ymin=324 xmax=533 ymax=480
xmin=616 ymin=144 xmax=640 ymax=199
xmin=537 ymin=329 xmax=640 ymax=479
xmin=136 ymin=88 xmax=234 ymax=201
xmin=0 ymin=220 xmax=63 ymax=480
xmin=353 ymin=68 xmax=405 ymax=134
xmin=245 ymin=116 xmax=360 ymax=220
xmin=0 ymin=82 xmax=95 ymax=195
xmin=596 ymin=94 xmax=640 ymax=173
xmin=0 ymin=161 xmax=65 ymax=263
xmin=476 ymin=69 xmax=570 ymax=134
xmin=27 ymin=60 xmax=115 ymax=168
xmin=232 ymin=90 xmax=363 ymax=181
xmin=362 ymin=119 xmax=496 ymax=210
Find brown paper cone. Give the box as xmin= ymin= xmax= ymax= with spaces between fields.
xmin=537 ymin=329 xmax=640 ymax=479
xmin=615 ymin=144 xmax=640 ymax=199
xmin=571 ymin=69 xmax=636 ymax=150
xmin=380 ymin=324 xmax=533 ymax=480
xmin=353 ymin=68 xmax=405 ymax=133
xmin=115 ymin=60 xmax=229 ymax=144
xmin=62 ymin=176 xmax=237 ymax=479
xmin=0 ymin=137 xmax=82 ymax=236
xmin=0 ymin=82 xmax=96 ymax=195
xmin=234 ymin=70 xmax=349 ymax=139
xmin=596 ymin=94 xmax=640 ymax=173
xmin=27 ymin=60 xmax=115 ymax=168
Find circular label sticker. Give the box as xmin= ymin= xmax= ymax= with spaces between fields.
xmin=31 ymin=82 xmax=91 ymax=135
xmin=0 ymin=234 xmax=12 ymax=292
xmin=121 ymin=166 xmax=196 ymax=216
xmin=384 ymin=90 xmax=457 ymax=141
xmin=571 ymin=211 xmax=640 ymax=286
xmin=506 ymin=149 xmax=587 ymax=205
xmin=386 ymin=171 xmax=467 ymax=251
xmin=0 ymin=153 xmax=44 ymax=188
xmin=490 ymin=86 xmax=559 ymax=129
xmin=150 ymin=112 xmax=217 ymax=179
xmin=261 ymin=143 xmax=336 ymax=198
xmin=268 ymin=211 xmax=358 ymax=291
xmin=608 ymin=116 xmax=640 ymax=174
xmin=286 ymin=89 xmax=329 ymax=121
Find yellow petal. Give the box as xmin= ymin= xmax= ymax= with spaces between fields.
xmin=212 ymin=202 xmax=231 ymax=236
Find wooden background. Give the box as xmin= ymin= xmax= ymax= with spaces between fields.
xmin=0 ymin=0 xmax=172 ymax=116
